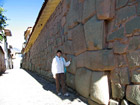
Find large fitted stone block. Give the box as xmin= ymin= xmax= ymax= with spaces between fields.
xmin=82 ymin=0 xmax=96 ymax=23
xmin=66 ymin=55 xmax=76 ymax=75
xmin=96 ymin=0 xmax=115 ymax=20
xmin=90 ymin=72 xmax=109 ymax=105
xmin=131 ymin=69 xmax=140 ymax=84
xmin=111 ymin=82 xmax=125 ymax=99
xmin=111 ymin=68 xmax=130 ymax=85
xmin=128 ymin=36 xmax=140 ymax=51
xmin=84 ymin=16 xmax=104 ymax=50
xmin=116 ymin=6 xmax=136 ymax=25
xmin=121 ymin=100 xmax=128 ymax=105
xmin=66 ymin=72 xmax=75 ymax=89
xmin=61 ymin=16 xmax=66 ymax=27
xmin=126 ymin=85 xmax=140 ymax=105
xmin=88 ymin=99 xmax=100 ymax=105
xmin=116 ymin=0 xmax=128 ymax=9
xmin=127 ymin=50 xmax=140 ymax=69
xmin=56 ymin=37 xmax=62 ymax=46
xmin=63 ymin=41 xmax=73 ymax=54
xmin=137 ymin=1 xmax=140 ymax=16
xmin=75 ymin=68 xmax=92 ymax=98
xmin=116 ymin=55 xmax=127 ymax=68
xmin=62 ymin=0 xmax=71 ymax=16
xmin=113 ymin=41 xmax=127 ymax=54
xmin=109 ymin=99 xmax=119 ymax=105
xmin=67 ymin=31 xmax=72 ymax=40
xmin=66 ymin=0 xmax=83 ymax=28
xmin=107 ymin=27 xmax=124 ymax=42
xmin=71 ymin=25 xmax=87 ymax=56
xmin=76 ymin=50 xmax=115 ymax=71
xmin=126 ymin=17 xmax=140 ymax=35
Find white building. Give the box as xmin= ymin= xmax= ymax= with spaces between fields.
xmin=0 ymin=29 xmax=12 ymax=69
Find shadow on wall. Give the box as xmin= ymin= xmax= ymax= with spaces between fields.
xmin=24 ymin=70 xmax=88 ymax=104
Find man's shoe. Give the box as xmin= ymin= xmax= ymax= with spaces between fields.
xmin=58 ymin=92 xmax=61 ymax=96
xmin=64 ymin=93 xmax=69 ymax=97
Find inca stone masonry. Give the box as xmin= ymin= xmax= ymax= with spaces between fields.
xmin=22 ymin=0 xmax=140 ymax=104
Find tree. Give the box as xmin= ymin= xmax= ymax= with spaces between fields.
xmin=0 ymin=7 xmax=7 ymax=30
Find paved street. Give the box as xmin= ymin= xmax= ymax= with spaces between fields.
xmin=0 ymin=69 xmax=87 ymax=105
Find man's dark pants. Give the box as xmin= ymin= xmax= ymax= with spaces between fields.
xmin=55 ymin=73 xmax=66 ymax=94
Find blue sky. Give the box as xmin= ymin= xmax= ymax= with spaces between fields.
xmin=2 ymin=0 xmax=44 ymax=50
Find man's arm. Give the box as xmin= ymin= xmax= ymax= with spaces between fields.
xmin=51 ymin=58 xmax=56 ymax=78
xmin=63 ymin=58 xmax=71 ymax=67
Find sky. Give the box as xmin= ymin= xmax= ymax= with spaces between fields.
xmin=2 ymin=0 xmax=44 ymax=51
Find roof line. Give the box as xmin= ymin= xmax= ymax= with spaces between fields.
xmin=24 ymin=0 xmax=48 ymax=51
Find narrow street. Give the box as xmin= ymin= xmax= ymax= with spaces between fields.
xmin=0 ymin=68 xmax=87 ymax=105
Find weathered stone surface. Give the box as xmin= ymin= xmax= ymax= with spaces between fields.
xmin=64 ymin=23 xmax=69 ymax=35
xmin=111 ymin=68 xmax=130 ymax=85
xmin=71 ymin=25 xmax=87 ymax=56
xmin=82 ymin=0 xmax=96 ymax=23
xmin=96 ymin=0 xmax=115 ymax=20
xmin=127 ymin=50 xmax=140 ymax=69
xmin=36 ymin=67 xmax=41 ymax=74
xmin=66 ymin=0 xmax=83 ymax=28
xmin=107 ymin=19 xmax=118 ymax=35
xmin=109 ymin=99 xmax=119 ymax=105
xmin=84 ymin=16 xmax=104 ymax=50
xmin=76 ymin=50 xmax=115 ymax=71
xmin=31 ymin=64 xmax=35 ymax=71
xmin=75 ymin=68 xmax=92 ymax=98
xmin=40 ymin=70 xmax=47 ymax=77
xmin=107 ymin=27 xmax=124 ymax=42
xmin=111 ymin=82 xmax=125 ymax=99
xmin=137 ymin=1 xmax=140 ymax=16
xmin=62 ymin=0 xmax=71 ymax=16
xmin=66 ymin=55 xmax=76 ymax=75
xmin=121 ymin=99 xmax=128 ymax=105
xmin=126 ymin=17 xmax=140 ymax=36
xmin=67 ymin=31 xmax=72 ymax=40
xmin=126 ymin=85 xmax=140 ymax=105
xmin=88 ymin=99 xmax=100 ymax=105
xmin=116 ymin=55 xmax=127 ymax=67
xmin=90 ymin=72 xmax=109 ymax=105
xmin=61 ymin=16 xmax=66 ymax=27
xmin=66 ymin=72 xmax=75 ymax=89
xmin=131 ymin=69 xmax=140 ymax=84
xmin=113 ymin=41 xmax=127 ymax=54
xmin=128 ymin=36 xmax=140 ymax=51
xmin=116 ymin=6 xmax=136 ymax=25
xmin=116 ymin=0 xmax=128 ymax=9
xmin=56 ymin=37 xmax=62 ymax=46
xmin=63 ymin=41 xmax=73 ymax=54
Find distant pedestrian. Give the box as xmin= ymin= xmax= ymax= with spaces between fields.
xmin=51 ymin=50 xmax=71 ymax=96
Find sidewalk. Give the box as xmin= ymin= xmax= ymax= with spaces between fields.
xmin=0 ymin=69 xmax=87 ymax=105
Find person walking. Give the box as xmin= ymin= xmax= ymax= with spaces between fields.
xmin=51 ymin=50 xmax=71 ymax=96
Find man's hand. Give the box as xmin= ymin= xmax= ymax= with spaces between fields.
xmin=69 ymin=58 xmax=72 ymax=62
xmin=53 ymin=75 xmax=56 ymax=79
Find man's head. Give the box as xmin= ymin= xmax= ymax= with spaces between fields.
xmin=57 ymin=50 xmax=62 ymax=57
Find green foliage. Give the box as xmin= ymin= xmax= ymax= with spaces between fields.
xmin=0 ymin=7 xmax=7 ymax=30
xmin=0 ymin=34 xmax=3 ymax=41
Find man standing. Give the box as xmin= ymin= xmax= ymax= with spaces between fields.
xmin=51 ymin=50 xmax=71 ymax=96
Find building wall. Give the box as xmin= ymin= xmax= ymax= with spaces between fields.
xmin=0 ymin=47 xmax=6 ymax=74
xmin=22 ymin=0 xmax=140 ymax=104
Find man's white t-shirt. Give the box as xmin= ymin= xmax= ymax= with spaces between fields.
xmin=51 ymin=56 xmax=70 ymax=76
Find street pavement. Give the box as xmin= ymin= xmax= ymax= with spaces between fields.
xmin=0 ymin=69 xmax=88 ymax=105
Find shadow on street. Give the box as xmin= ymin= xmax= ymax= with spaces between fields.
xmin=24 ymin=69 xmax=88 ymax=104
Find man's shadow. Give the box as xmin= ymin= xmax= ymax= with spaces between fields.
xmin=24 ymin=70 xmax=87 ymax=103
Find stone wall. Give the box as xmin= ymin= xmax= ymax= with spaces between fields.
xmin=22 ymin=0 xmax=140 ymax=104
xmin=0 ymin=47 xmax=6 ymax=74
